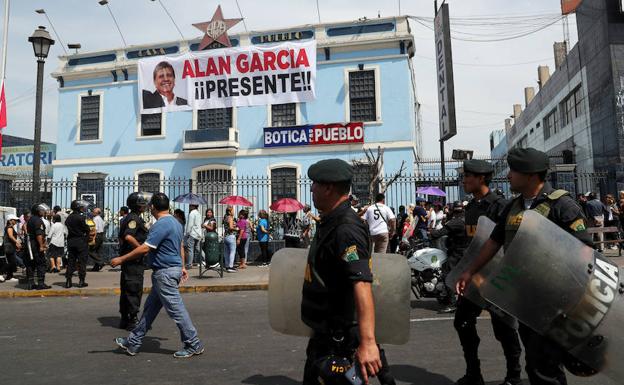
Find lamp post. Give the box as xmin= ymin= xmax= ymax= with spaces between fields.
xmin=28 ymin=26 xmax=54 ymax=203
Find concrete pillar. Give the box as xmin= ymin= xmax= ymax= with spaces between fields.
xmin=538 ymin=66 xmax=550 ymax=89
xmin=553 ymin=42 xmax=567 ymax=69
xmin=524 ymin=87 xmax=535 ymax=107
xmin=513 ymin=104 xmax=522 ymax=120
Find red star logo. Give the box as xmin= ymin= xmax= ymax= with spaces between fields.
xmin=193 ymin=5 xmax=242 ymax=50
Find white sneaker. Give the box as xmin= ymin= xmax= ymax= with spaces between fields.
xmin=0 ymin=276 xmax=5 ymax=282
xmin=6 ymin=277 xmax=18 ymax=282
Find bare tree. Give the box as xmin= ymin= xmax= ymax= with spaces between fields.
xmin=353 ymin=146 xmax=406 ymax=203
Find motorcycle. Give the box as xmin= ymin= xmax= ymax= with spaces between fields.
xmin=406 ymin=242 xmax=453 ymax=305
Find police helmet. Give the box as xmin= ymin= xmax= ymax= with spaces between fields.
xmin=70 ymin=200 xmax=90 ymax=212
xmin=316 ymin=355 xmax=363 ymax=385
xmin=126 ymin=192 xmax=153 ymax=212
xmin=31 ymin=203 xmax=50 ymax=216
xmin=452 ymin=201 xmax=464 ymax=212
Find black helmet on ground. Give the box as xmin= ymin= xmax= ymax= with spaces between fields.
xmin=316 ymin=355 xmax=363 ymax=385
xmin=70 ymin=200 xmax=90 ymax=212
xmin=126 ymin=192 xmax=153 ymax=212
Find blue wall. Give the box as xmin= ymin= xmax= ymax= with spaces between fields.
xmin=54 ymin=43 xmax=416 ymax=180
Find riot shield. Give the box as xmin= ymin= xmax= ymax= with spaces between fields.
xmin=268 ymin=248 xmax=411 ymax=345
xmin=445 ymin=217 xmax=515 ymax=325
xmin=480 ymin=210 xmax=624 ymax=380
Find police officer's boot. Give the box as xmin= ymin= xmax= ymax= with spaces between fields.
xmin=126 ymin=315 xmax=138 ymax=331
xmin=36 ymin=282 xmax=51 ymax=290
xmin=77 ymin=278 xmax=88 ymax=288
xmin=456 ymin=360 xmax=484 ymax=385
xmin=26 ymin=278 xmax=36 ymax=290
xmin=119 ymin=315 xmax=129 ymax=330
xmin=456 ymin=374 xmax=484 ymax=385
xmin=65 ymin=277 xmax=72 ymax=288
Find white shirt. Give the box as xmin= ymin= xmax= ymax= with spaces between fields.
xmin=93 ymin=215 xmax=105 ymax=233
xmin=185 ymin=209 xmax=203 ymax=240
xmin=42 ymin=218 xmax=50 ymax=236
xmin=364 ymin=203 xmax=396 ymax=236
xmin=434 ymin=211 xmax=445 ymax=230
xmin=48 ymin=222 xmax=65 ymax=248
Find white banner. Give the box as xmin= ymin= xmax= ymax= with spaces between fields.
xmin=138 ymin=41 xmax=316 ymax=113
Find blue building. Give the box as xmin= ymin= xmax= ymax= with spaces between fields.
xmin=51 ymin=16 xmax=420 ymax=209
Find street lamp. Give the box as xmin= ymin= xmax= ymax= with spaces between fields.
xmin=28 ymin=26 xmax=54 ymax=203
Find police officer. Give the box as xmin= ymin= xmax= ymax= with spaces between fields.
xmin=25 ymin=203 xmax=50 ymax=290
xmin=110 ymin=192 xmax=150 ymax=330
xmin=429 ymin=201 xmax=467 ymax=312
xmin=443 ymin=159 xmax=522 ymax=385
xmin=65 ymin=200 xmax=91 ymax=288
xmin=302 ymin=159 xmax=395 ymax=385
xmin=457 ymin=148 xmax=592 ymax=385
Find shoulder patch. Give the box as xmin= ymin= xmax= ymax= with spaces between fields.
xmin=128 ymin=220 xmax=137 ymax=229
xmin=342 ymin=245 xmax=359 ymax=262
xmin=548 ymin=189 xmax=569 ymax=200
xmin=570 ymin=218 xmax=586 ymax=232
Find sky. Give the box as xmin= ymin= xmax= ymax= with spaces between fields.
xmin=0 ymin=0 xmax=578 ymax=158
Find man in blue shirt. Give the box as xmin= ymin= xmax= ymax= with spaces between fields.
xmin=413 ymin=198 xmax=429 ymax=242
xmin=112 ymin=193 xmax=204 ymax=358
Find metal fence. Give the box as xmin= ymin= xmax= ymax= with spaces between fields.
xmin=0 ymin=168 xmax=608 ymax=241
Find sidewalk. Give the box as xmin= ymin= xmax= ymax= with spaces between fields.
xmin=0 ymin=264 xmax=270 ymax=298
xmin=2 ymin=250 xmax=622 ymax=298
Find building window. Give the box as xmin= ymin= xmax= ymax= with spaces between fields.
xmin=76 ymin=176 xmax=104 ymax=209
xmin=349 ymin=70 xmax=377 ymax=122
xmin=197 ymin=108 xmax=232 ymax=130
xmin=561 ymin=94 xmax=574 ymax=127
xmin=79 ymin=95 xmax=101 ymax=141
xmin=516 ymin=135 xmax=528 ymax=149
xmin=137 ymin=172 xmax=161 ymax=193
xmin=543 ymin=108 xmax=558 ymax=140
xmin=574 ymin=87 xmax=584 ymax=117
xmin=195 ymin=168 xmax=233 ymax=219
xmin=351 ymin=163 xmax=378 ymax=205
xmin=140 ymin=114 xmax=162 ymax=136
xmin=271 ymin=103 xmax=296 ymax=127
xmin=271 ymin=167 xmax=297 ymax=201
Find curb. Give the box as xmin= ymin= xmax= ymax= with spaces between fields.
xmin=0 ymin=283 xmax=269 ymax=299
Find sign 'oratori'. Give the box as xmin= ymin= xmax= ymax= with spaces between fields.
xmin=434 ymin=3 xmax=457 ymax=141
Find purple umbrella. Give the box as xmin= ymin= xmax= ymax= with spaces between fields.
xmin=416 ymin=186 xmax=447 ymax=197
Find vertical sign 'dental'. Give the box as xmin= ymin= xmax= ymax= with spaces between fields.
xmin=434 ymin=3 xmax=456 ymax=141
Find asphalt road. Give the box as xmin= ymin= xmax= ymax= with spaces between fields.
xmin=0 ymin=292 xmax=617 ymax=385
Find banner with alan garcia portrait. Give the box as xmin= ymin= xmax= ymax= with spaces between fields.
xmin=138 ymin=40 xmax=317 ymax=114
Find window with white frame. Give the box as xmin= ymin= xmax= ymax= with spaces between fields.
xmin=271 ymin=167 xmax=297 ymax=201
xmin=137 ymin=172 xmax=161 ymax=194
xmin=271 ymin=103 xmax=297 ymax=127
xmin=79 ymin=95 xmax=101 ymax=141
xmin=349 ymin=70 xmax=377 ymax=122
xmin=195 ymin=168 xmax=233 ymax=220
xmin=140 ymin=114 xmax=162 ymax=136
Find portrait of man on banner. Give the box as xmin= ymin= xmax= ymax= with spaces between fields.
xmin=142 ymin=60 xmax=188 ymax=110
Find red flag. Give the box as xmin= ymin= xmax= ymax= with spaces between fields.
xmin=0 ymin=82 xmax=6 ymax=129
xmin=0 ymin=82 xmax=5 ymax=156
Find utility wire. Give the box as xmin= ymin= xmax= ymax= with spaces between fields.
xmin=155 ymin=0 xmax=185 ymax=40
xmin=235 ymin=0 xmax=248 ymax=32
xmin=415 ymin=54 xmax=553 ymax=68
xmin=316 ymin=0 xmax=321 ymax=23
xmin=38 ymin=10 xmax=68 ymax=55
xmin=101 ymin=1 xmax=127 ymax=48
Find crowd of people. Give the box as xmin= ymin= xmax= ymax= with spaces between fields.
xmin=0 ymin=204 xmax=110 ymax=287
